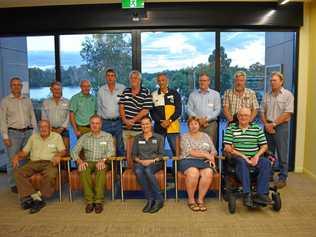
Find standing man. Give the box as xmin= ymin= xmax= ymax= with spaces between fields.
xmin=150 ymin=73 xmax=181 ymax=156
xmin=71 ymin=115 xmax=115 ymax=214
xmin=13 ymin=120 xmax=66 ymax=214
xmin=69 ymin=80 xmax=96 ymax=137
xmin=260 ymin=72 xmax=294 ymax=189
xmin=223 ymin=71 xmax=259 ymax=123
xmin=97 ymin=68 xmax=125 ymax=156
xmin=42 ymin=81 xmax=70 ymax=151
xmin=0 ymin=77 xmax=37 ymax=193
xmin=119 ymin=70 xmax=152 ymax=144
xmin=187 ymin=73 xmax=221 ymax=145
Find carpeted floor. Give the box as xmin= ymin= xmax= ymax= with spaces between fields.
xmin=0 ymin=172 xmax=316 ymax=237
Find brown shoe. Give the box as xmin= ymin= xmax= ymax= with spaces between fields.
xmin=94 ymin=203 xmax=103 ymax=214
xmin=274 ymin=180 xmax=287 ymax=189
xmin=85 ymin=204 xmax=94 ymax=213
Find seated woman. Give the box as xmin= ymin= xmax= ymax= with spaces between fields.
xmin=180 ymin=116 xmax=217 ymax=212
xmin=132 ymin=116 xmax=164 ymax=214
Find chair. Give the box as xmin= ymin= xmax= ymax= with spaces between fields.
xmin=173 ymin=136 xmax=223 ymax=202
xmin=121 ymin=137 xmax=168 ymax=200
xmin=29 ymin=158 xmax=70 ymax=202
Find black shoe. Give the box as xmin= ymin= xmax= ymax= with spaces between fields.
xmin=243 ymin=193 xmax=253 ymax=208
xmin=85 ymin=203 xmax=94 ymax=214
xmin=149 ymin=200 xmax=164 ymax=214
xmin=143 ymin=200 xmax=154 ymax=213
xmin=21 ymin=196 xmax=33 ymax=210
xmin=29 ymin=200 xmax=46 ymax=214
xmin=253 ymin=194 xmax=271 ymax=205
xmin=11 ymin=186 xmax=18 ymax=193
xmin=94 ymin=203 xmax=103 ymax=214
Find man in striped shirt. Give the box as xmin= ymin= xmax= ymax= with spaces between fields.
xmin=119 ymin=70 xmax=152 ymax=145
xmin=223 ymin=107 xmax=271 ymax=207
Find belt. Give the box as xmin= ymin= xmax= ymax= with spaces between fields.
xmin=78 ymin=125 xmax=90 ymax=128
xmin=103 ymin=117 xmax=120 ymax=121
xmin=8 ymin=127 xmax=32 ymax=132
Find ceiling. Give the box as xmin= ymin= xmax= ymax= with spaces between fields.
xmin=0 ymin=0 xmax=309 ymax=8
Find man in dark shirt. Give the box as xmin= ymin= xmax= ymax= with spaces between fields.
xmin=132 ymin=116 xmax=164 ymax=214
xmin=150 ymin=73 xmax=181 ymax=156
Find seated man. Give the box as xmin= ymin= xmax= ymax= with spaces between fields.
xmin=132 ymin=116 xmax=164 ymax=213
xmin=71 ymin=115 xmax=114 ymax=214
xmin=223 ymin=107 xmax=271 ymax=207
xmin=13 ymin=120 xmax=66 ymax=214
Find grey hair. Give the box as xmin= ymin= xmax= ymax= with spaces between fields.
xmin=129 ymin=70 xmax=142 ymax=80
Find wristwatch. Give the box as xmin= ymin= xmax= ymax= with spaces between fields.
xmin=169 ymin=119 xmax=172 ymax=123
xmin=272 ymin=122 xmax=277 ymax=128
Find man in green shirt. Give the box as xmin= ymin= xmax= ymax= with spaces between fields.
xmin=223 ymin=107 xmax=271 ymax=208
xmin=71 ymin=115 xmax=115 ymax=214
xmin=69 ymin=80 xmax=97 ymax=137
xmin=12 ymin=120 xmax=66 ymax=214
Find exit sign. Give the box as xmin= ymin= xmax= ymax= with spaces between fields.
xmin=122 ymin=0 xmax=144 ymax=9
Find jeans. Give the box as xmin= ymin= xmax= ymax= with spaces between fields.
xmin=102 ymin=119 xmax=124 ymax=156
xmin=134 ymin=162 xmax=163 ymax=201
xmin=6 ymin=129 xmax=32 ymax=188
xmin=266 ymin=123 xmax=289 ymax=180
xmin=233 ymin=156 xmax=271 ymax=195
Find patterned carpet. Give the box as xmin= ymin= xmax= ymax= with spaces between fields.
xmin=0 ymin=173 xmax=316 ymax=237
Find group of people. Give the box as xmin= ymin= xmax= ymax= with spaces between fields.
xmin=0 ymin=68 xmax=294 ymax=214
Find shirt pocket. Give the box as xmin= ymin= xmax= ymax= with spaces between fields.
xmin=277 ymin=97 xmax=288 ymax=111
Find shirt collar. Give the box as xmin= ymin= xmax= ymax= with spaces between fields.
xmin=87 ymin=131 xmax=106 ymax=138
xmin=9 ymin=93 xmax=26 ymax=99
xmin=158 ymin=88 xmax=169 ymax=95
xmin=198 ymin=88 xmax=210 ymax=94
xmin=79 ymin=92 xmax=91 ymax=97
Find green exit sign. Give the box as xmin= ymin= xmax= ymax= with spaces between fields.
xmin=122 ymin=0 xmax=144 ymax=9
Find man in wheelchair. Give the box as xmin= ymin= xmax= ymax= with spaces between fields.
xmin=223 ymin=107 xmax=271 ymax=208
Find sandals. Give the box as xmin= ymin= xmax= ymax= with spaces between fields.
xmin=197 ymin=202 xmax=207 ymax=212
xmin=188 ymin=203 xmax=200 ymax=212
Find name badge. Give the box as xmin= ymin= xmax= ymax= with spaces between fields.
xmin=100 ymin=142 xmax=107 ymax=145
xmin=202 ymin=142 xmax=209 ymax=147
xmin=48 ymin=144 xmax=56 ymax=148
xmin=138 ymin=141 xmax=146 ymax=144
xmin=152 ymin=139 xmax=157 ymax=144
xmin=208 ymin=103 xmax=214 ymax=107
xmin=62 ymin=103 xmax=68 ymax=107
xmin=233 ymin=132 xmax=242 ymax=136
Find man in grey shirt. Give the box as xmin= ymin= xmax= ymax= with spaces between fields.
xmin=42 ymin=81 xmax=70 ymax=151
xmin=187 ymin=73 xmax=221 ymax=145
xmin=0 ymin=77 xmax=37 ymax=193
xmin=97 ymin=68 xmax=125 ymax=156
xmin=260 ymin=72 xmax=294 ymax=189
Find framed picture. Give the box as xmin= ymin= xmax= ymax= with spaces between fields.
xmin=264 ymin=64 xmax=283 ymax=92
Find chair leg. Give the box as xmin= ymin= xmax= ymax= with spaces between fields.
xmin=218 ymin=158 xmax=222 ymax=201
xmin=164 ymin=160 xmax=167 ymax=201
xmin=67 ymin=160 xmax=73 ymax=202
xmin=111 ymin=160 xmax=114 ymax=201
xmin=175 ymin=160 xmax=178 ymax=202
xmin=120 ymin=160 xmax=124 ymax=201
xmin=58 ymin=163 xmax=62 ymax=203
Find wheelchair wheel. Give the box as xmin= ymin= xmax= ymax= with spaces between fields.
xmin=228 ymin=194 xmax=236 ymax=214
xmin=272 ymin=192 xmax=281 ymax=211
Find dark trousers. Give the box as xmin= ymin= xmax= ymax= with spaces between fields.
xmin=265 ymin=123 xmax=289 ymax=180
xmin=134 ymin=162 xmax=163 ymax=201
xmin=102 ymin=119 xmax=124 ymax=156
xmin=14 ymin=160 xmax=57 ymax=198
xmin=233 ymin=157 xmax=271 ymax=195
